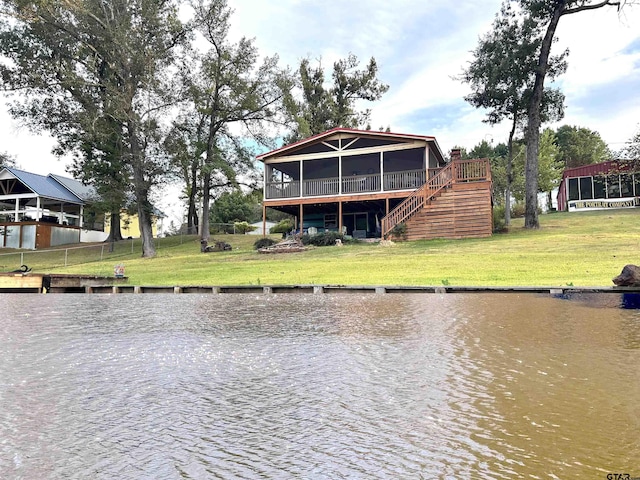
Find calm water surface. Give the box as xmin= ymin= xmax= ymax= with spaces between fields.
xmin=0 ymin=293 xmax=639 ymax=479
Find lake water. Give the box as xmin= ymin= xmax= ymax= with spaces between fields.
xmin=1 ymin=293 xmax=639 ymax=479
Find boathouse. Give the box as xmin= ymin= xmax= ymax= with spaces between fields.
xmin=557 ymin=160 xmax=640 ymax=212
xmin=258 ymin=128 xmax=493 ymax=241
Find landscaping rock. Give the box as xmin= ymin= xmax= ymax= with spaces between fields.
xmin=612 ymin=264 xmax=640 ymax=287
xmin=201 ymin=239 xmax=232 ymax=253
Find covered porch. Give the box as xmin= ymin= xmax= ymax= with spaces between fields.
xmin=0 ymin=167 xmax=86 ymax=249
xmin=265 ymin=146 xmax=436 ymax=200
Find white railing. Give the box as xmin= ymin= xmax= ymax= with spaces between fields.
xmin=265 ymin=169 xmax=435 ymax=199
xmin=383 ymin=169 xmax=427 ymax=191
xmin=303 ymin=177 xmax=340 ymax=196
xmin=265 ymin=181 xmax=300 ymax=199
xmin=342 ymin=173 xmax=380 ymax=194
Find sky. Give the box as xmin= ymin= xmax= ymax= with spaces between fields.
xmin=1 ymin=0 xmax=639 ymax=226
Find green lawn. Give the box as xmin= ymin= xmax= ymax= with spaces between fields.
xmin=4 ymin=209 xmax=639 ymax=287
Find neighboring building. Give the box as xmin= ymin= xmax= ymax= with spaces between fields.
xmin=104 ymin=210 xmax=163 ymax=239
xmin=0 ymin=166 xmax=162 ymax=249
xmin=248 ymin=220 xmax=276 ymax=235
xmin=557 ymin=160 xmax=640 ymax=212
xmin=0 ymin=167 xmax=97 ymax=249
xmin=257 ymin=128 xmax=493 ymax=241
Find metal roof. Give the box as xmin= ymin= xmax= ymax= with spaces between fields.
xmin=49 ymin=174 xmax=98 ymax=201
xmin=1 ymin=167 xmax=84 ymax=204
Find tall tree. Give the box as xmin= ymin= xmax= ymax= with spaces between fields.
xmin=554 ymin=124 xmax=610 ymax=168
xmin=188 ymin=0 xmax=290 ymax=243
xmin=519 ymin=0 xmax=626 ymax=229
xmin=0 ymin=152 xmax=15 ymax=169
xmin=0 ymin=0 xmax=187 ymax=257
xmin=284 ymin=54 xmax=389 ymax=142
xmin=165 ymin=113 xmax=207 ymax=235
xmin=461 ymin=1 xmax=565 ymax=226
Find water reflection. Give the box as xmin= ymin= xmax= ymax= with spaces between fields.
xmin=0 ymin=293 xmax=638 ymax=479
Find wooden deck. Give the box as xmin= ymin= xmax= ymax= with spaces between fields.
xmin=381 ymin=159 xmax=492 ymax=240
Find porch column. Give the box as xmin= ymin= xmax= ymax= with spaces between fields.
xmin=79 ymin=205 xmax=84 ymax=228
xmin=299 ymin=160 xmax=303 ymax=198
xmin=14 ymin=198 xmax=19 ymax=222
xmin=338 ymin=154 xmax=342 ymax=194
xmin=262 ymin=204 xmax=266 ymax=238
xmin=338 ymin=201 xmax=343 ymax=234
xmin=299 ymin=204 xmax=304 ymax=234
xmin=60 ymin=203 xmax=64 ymax=224
xmin=380 ymin=151 xmax=384 ymax=192
xmin=35 ymin=197 xmax=41 ymax=221
xmin=385 ymin=198 xmax=389 ymax=215
xmin=263 ymin=164 xmax=267 ymax=201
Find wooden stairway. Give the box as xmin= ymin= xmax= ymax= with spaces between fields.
xmin=381 ymin=159 xmax=491 ymax=239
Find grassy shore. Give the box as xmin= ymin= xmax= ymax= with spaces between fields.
xmin=12 ymin=208 xmax=634 ymax=287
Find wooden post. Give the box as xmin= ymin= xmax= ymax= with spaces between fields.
xmin=338 ymin=201 xmax=343 ymax=234
xmin=385 ymin=198 xmax=389 ymax=215
xmin=299 ymin=204 xmax=304 ymax=234
xmin=262 ymin=204 xmax=266 ymax=238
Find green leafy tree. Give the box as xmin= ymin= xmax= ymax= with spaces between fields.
xmin=0 ymin=0 xmax=186 ymax=257
xmin=518 ymin=0 xmax=626 ymax=229
xmin=461 ymin=1 xmax=565 ymax=225
xmin=188 ymin=0 xmax=290 ymax=243
xmin=554 ymin=125 xmax=610 ymax=168
xmin=210 ymin=190 xmax=257 ymax=224
xmin=284 ymin=54 xmax=389 ymax=142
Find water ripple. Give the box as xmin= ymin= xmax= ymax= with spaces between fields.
xmin=0 ymin=293 xmax=638 ymax=478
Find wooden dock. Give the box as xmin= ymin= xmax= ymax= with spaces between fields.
xmin=0 ymin=275 xmax=638 ymax=296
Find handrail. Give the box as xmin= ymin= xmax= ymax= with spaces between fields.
xmin=380 ymin=159 xmax=490 ymax=238
xmin=381 ymin=163 xmax=454 ymax=238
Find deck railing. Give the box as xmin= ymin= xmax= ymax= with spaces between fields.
xmin=264 ymin=160 xmax=490 ymax=201
xmin=383 ymin=169 xmax=427 ymax=190
xmin=304 ymin=177 xmax=339 ymax=196
xmin=266 ymin=181 xmax=300 ymax=199
xmin=381 ymin=159 xmax=490 ymax=238
xmin=342 ymin=173 xmax=380 ymax=194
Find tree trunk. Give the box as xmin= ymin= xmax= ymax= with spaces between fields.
xmin=524 ymin=3 xmax=564 ymax=229
xmin=129 ymin=129 xmax=156 ymax=258
xmin=187 ymin=161 xmax=199 ymax=235
xmin=107 ymin=211 xmax=123 ymax=253
xmin=200 ymin=170 xmax=211 ymax=243
xmin=505 ymin=116 xmax=517 ymax=227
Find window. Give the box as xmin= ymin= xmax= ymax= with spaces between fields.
xmin=568 ymin=178 xmax=579 ymax=201
xmin=579 ymin=177 xmax=593 ymax=200
xmin=593 ymin=176 xmax=606 ymax=199
xmin=607 ymin=175 xmax=621 ymax=198
xmin=621 ymin=174 xmax=634 ymax=197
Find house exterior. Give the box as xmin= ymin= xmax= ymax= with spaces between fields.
xmin=0 ymin=167 xmax=96 ymax=249
xmin=557 ymin=160 xmax=640 ymax=212
xmin=0 ymin=166 xmax=162 ymax=249
xmin=258 ymin=128 xmax=493 ymax=241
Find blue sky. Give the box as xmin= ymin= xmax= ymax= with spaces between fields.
xmin=1 ymin=0 xmax=639 ymax=225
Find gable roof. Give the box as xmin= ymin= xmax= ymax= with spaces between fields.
xmin=49 ymin=173 xmax=97 ymax=201
xmin=257 ymin=127 xmax=445 ymax=163
xmin=1 ymin=167 xmax=84 ymax=204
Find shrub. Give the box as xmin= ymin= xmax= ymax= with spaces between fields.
xmin=253 ymin=237 xmax=277 ymax=250
xmin=389 ymin=222 xmax=407 ymax=240
xmin=510 ymin=202 xmax=526 ymax=218
xmin=301 ymin=231 xmax=346 ymax=246
xmin=234 ymin=221 xmax=256 ymax=234
xmin=270 ymin=219 xmax=294 ymax=234
xmin=493 ymin=205 xmax=507 ymax=233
